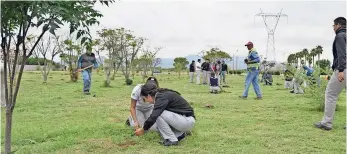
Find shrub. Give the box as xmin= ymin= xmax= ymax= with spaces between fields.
xmin=125 ymin=79 xmax=133 ymax=85
xmin=273 ymin=71 xmax=281 ymax=75
xmin=236 ymin=70 xmax=242 ymax=75
xmin=228 ymin=70 xmax=233 ymax=74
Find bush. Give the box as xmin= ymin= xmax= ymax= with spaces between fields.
xmin=236 ymin=70 xmax=242 ymax=75
xmin=228 ymin=70 xmax=233 ymax=74
xmin=273 ymin=71 xmax=281 ymax=75
xmin=125 ymin=79 xmax=133 ymax=85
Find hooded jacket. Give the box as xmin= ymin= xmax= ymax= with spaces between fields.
xmin=332 ymin=27 xmax=346 ymax=72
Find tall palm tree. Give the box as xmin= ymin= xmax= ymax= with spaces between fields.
xmin=310 ymin=48 xmax=316 ymax=67
xmin=315 ymin=45 xmax=323 ymax=67
xmin=297 ymin=51 xmax=304 ymax=67
xmin=302 ymin=48 xmax=309 ymax=66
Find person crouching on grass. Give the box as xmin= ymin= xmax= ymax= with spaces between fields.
xmin=126 ymin=77 xmax=159 ymax=131
xmin=134 ymin=83 xmax=196 ymax=146
xmin=209 ymin=72 xmax=221 ymax=93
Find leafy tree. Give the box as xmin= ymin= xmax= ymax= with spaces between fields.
xmin=0 ymin=1 xmax=113 ymax=153
xmin=302 ymin=48 xmax=309 ymax=66
xmin=202 ymin=47 xmax=232 ymax=62
xmin=315 ymin=45 xmax=323 ymax=67
xmin=173 ymin=57 xmax=189 ymax=78
xmin=310 ymin=48 xmax=316 ymax=66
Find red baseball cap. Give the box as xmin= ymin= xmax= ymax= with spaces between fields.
xmin=245 ymin=42 xmax=253 ymax=46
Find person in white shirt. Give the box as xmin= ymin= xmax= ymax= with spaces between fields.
xmin=195 ymin=59 xmax=202 ymax=84
xmin=126 ymin=77 xmax=159 ymax=131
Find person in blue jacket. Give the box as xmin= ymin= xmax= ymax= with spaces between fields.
xmin=77 ymin=49 xmax=98 ymax=95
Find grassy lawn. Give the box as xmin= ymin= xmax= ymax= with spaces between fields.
xmin=1 ymin=71 xmax=346 ymax=154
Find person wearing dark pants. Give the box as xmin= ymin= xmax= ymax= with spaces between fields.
xmin=134 ymin=84 xmax=196 ymax=146
xmin=315 ymin=17 xmax=346 ymax=130
xmin=239 ymin=41 xmax=262 ymax=100
xmin=189 ymin=60 xmax=195 ymax=83
xmin=220 ymin=60 xmax=228 ymax=85
xmin=77 ymin=50 xmax=98 ymax=95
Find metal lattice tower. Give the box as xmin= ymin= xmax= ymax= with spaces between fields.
xmin=255 ymin=8 xmax=288 ymax=61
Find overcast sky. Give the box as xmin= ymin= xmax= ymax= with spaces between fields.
xmin=39 ymin=0 xmax=346 ymax=63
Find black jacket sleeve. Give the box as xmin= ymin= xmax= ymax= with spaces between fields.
xmin=143 ymin=93 xmax=169 ymax=130
xmin=336 ymin=33 xmax=346 ymax=72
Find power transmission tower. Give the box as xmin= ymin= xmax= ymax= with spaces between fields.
xmin=255 ymin=8 xmax=288 ymax=61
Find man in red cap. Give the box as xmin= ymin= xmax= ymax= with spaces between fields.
xmin=239 ymin=41 xmax=262 ymax=99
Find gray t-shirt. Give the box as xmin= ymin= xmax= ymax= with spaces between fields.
xmin=131 ymin=84 xmax=153 ymax=111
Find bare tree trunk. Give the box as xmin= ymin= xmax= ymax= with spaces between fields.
xmin=178 ymin=70 xmax=181 ymax=78
xmin=105 ymin=69 xmax=111 ymax=87
xmin=5 ymin=107 xmax=13 ymax=153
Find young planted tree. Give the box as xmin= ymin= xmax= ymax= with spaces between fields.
xmin=120 ymin=32 xmax=144 ymax=83
xmin=173 ymin=57 xmax=189 ymax=78
xmin=0 ymin=1 xmax=113 ymax=153
xmin=61 ymin=39 xmax=81 ymax=82
xmin=30 ymin=35 xmax=62 ymax=83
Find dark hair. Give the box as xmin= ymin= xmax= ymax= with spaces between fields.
xmin=210 ymin=72 xmax=215 ymax=77
xmin=198 ymin=59 xmax=201 ymax=62
xmin=192 ymin=60 xmax=195 ymax=63
xmin=146 ymin=76 xmax=159 ymax=87
xmin=334 ymin=17 xmax=346 ymax=26
xmin=141 ymin=83 xmax=181 ymax=97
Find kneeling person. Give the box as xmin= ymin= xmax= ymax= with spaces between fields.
xmin=209 ymin=72 xmax=221 ymax=93
xmin=134 ymin=84 xmax=196 ymax=146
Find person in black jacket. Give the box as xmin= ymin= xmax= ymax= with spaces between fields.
xmin=315 ymin=17 xmax=346 ymax=130
xmin=189 ymin=60 xmax=195 ymax=83
xmin=134 ymin=83 xmax=196 ymax=146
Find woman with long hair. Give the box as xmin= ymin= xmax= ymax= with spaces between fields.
xmin=126 ymin=77 xmax=159 ymax=131
xmin=134 ymin=83 xmax=196 ymax=146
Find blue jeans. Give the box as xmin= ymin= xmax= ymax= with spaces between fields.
xmin=82 ymin=70 xmax=92 ymax=92
xmin=242 ymin=70 xmax=262 ymax=97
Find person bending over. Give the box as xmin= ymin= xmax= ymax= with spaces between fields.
xmin=209 ymin=72 xmax=221 ymax=93
xmin=134 ymin=84 xmax=196 ymax=146
xmin=126 ymin=77 xmax=159 ymax=131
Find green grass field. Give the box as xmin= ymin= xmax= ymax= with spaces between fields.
xmin=1 ymin=71 xmax=346 ymax=154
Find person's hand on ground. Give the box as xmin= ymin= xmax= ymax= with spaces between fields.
xmin=134 ymin=128 xmax=144 ymax=136
xmin=133 ymin=121 xmax=139 ymax=129
xmin=338 ymin=72 xmax=344 ymax=82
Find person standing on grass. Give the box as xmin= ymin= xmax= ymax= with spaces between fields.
xmin=134 ymin=83 xmax=196 ymax=146
xmin=126 ymin=77 xmax=159 ymax=131
xmin=77 ymin=49 xmax=99 ymax=95
xmin=189 ymin=60 xmax=195 ymax=83
xmin=220 ymin=60 xmax=228 ymax=85
xmin=315 ymin=17 xmax=346 ymax=130
xmin=201 ymin=59 xmax=211 ymax=84
xmin=239 ymin=41 xmax=262 ymax=100
xmin=195 ymin=59 xmax=202 ymax=84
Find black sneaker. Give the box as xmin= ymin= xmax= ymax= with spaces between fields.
xmin=125 ymin=119 xmax=130 ymax=126
xmin=177 ymin=133 xmax=186 ymax=141
xmin=162 ymin=139 xmax=178 ymax=146
xmin=314 ymin=122 xmax=332 ymax=131
xmin=84 ymin=91 xmax=91 ymax=95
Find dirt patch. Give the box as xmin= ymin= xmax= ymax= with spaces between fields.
xmin=117 ymin=140 xmax=136 ymax=148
